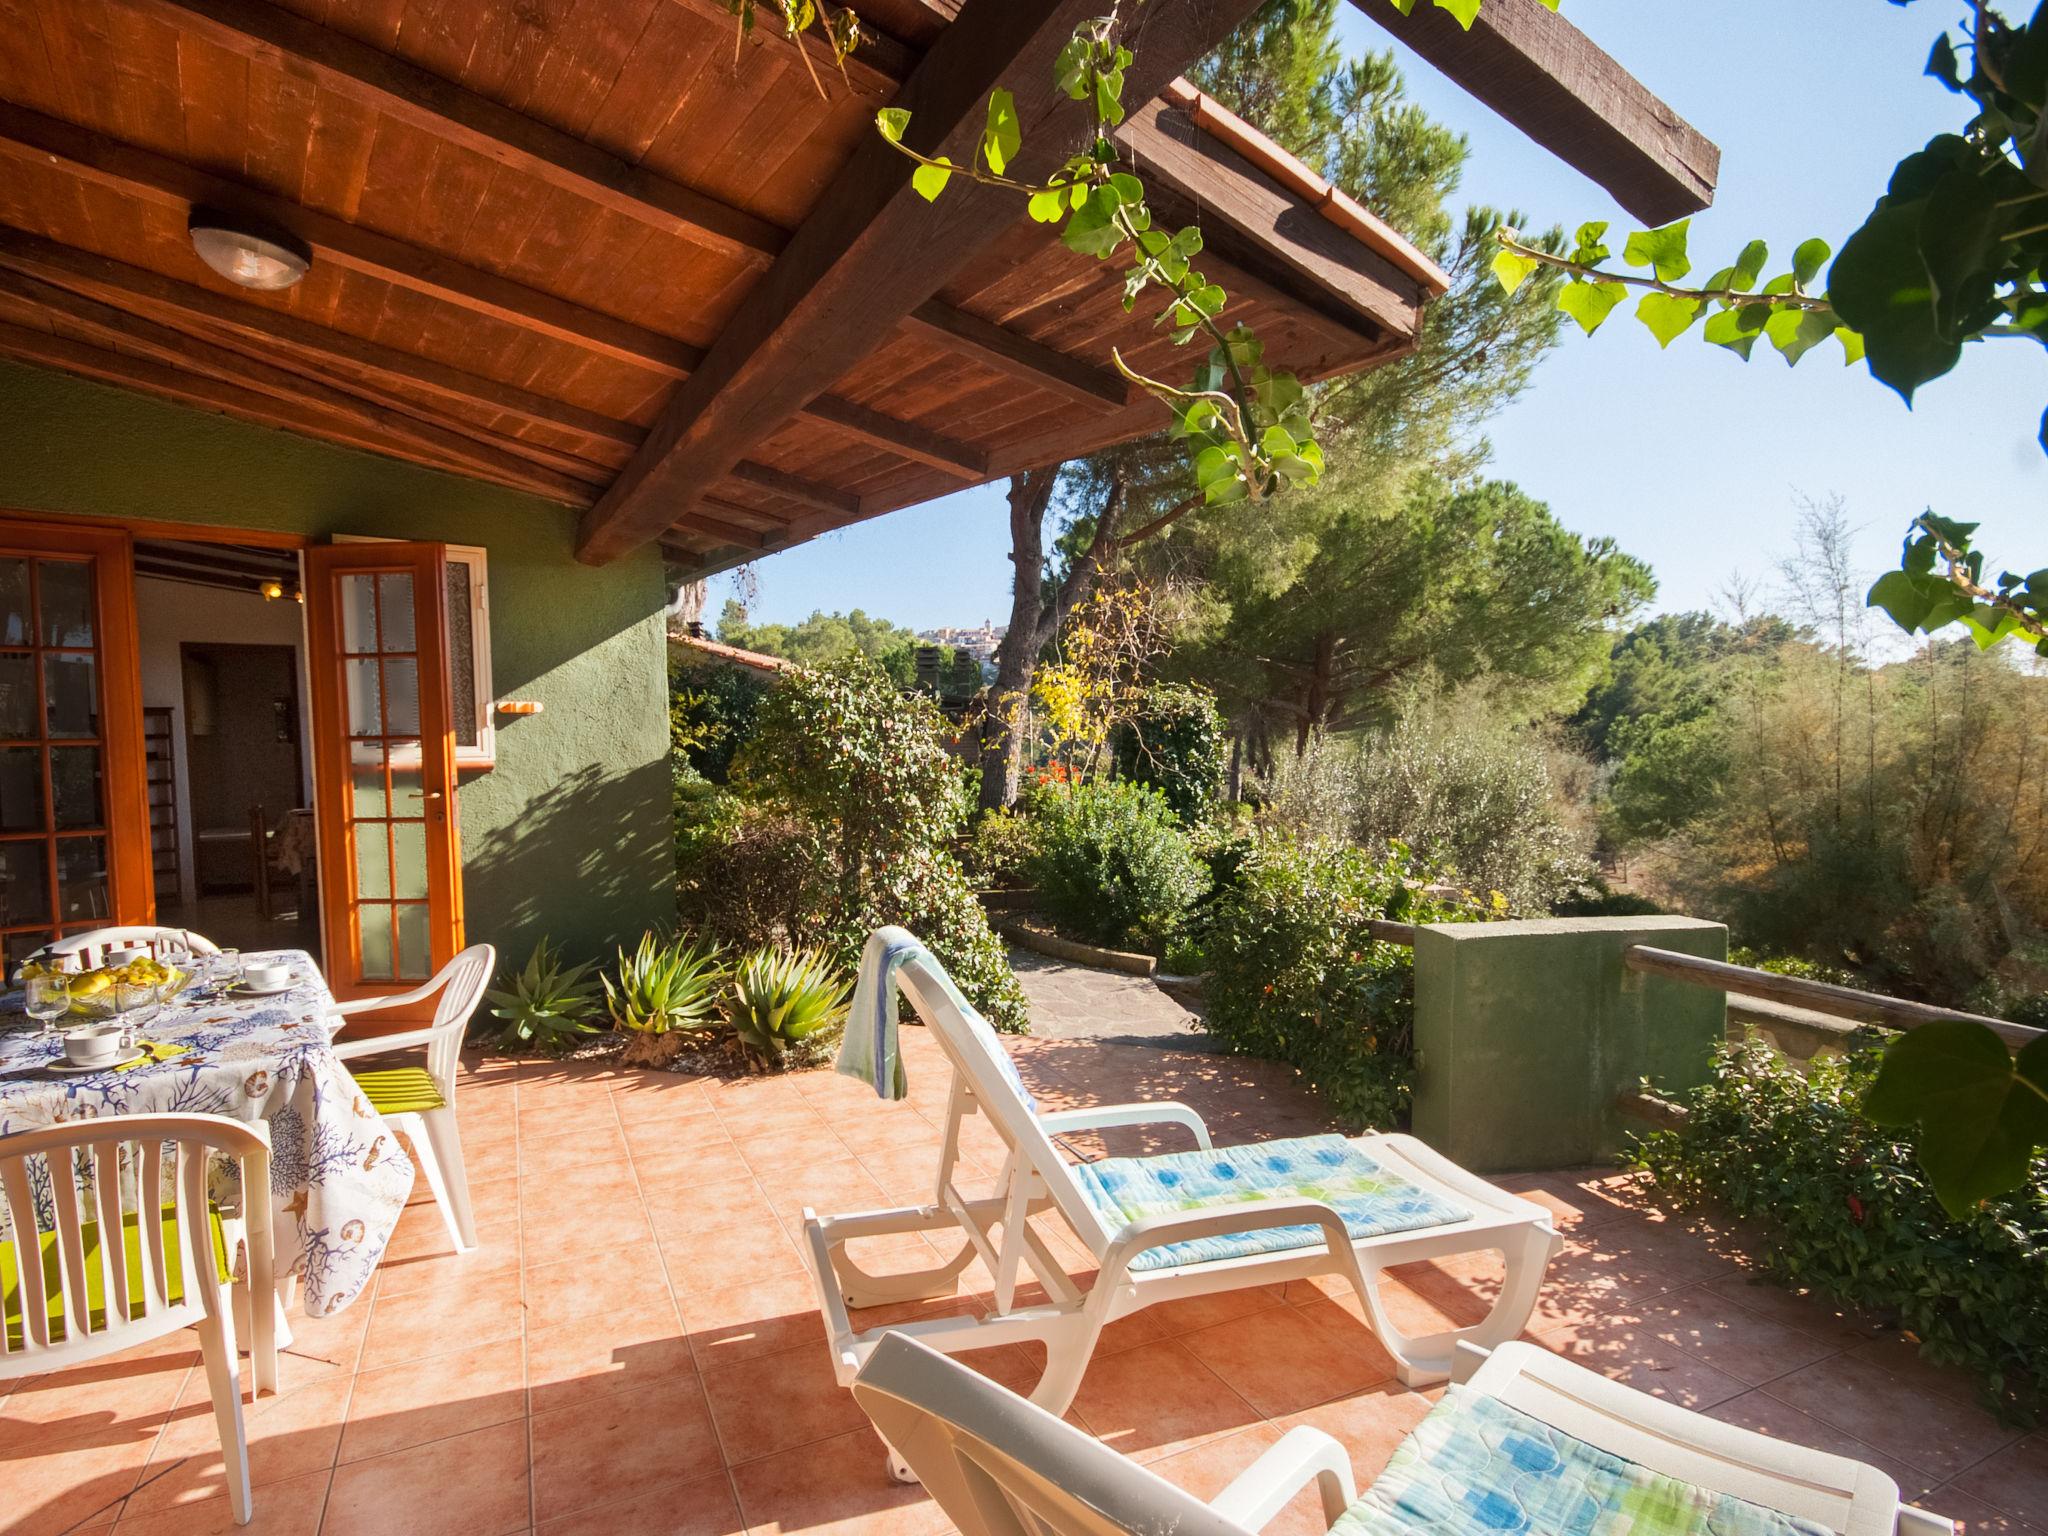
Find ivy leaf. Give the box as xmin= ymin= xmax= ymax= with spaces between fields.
xmin=1927 ymin=31 xmax=1963 ymax=91
xmin=875 ymin=107 xmax=911 ymax=144
xmin=1491 ymin=248 xmax=1541 ymax=295
xmin=1556 ymin=279 xmax=1627 ymax=335
xmin=1960 ymin=604 xmax=2031 ymax=649
xmin=911 ymin=159 xmax=954 ymax=202
xmin=1703 ymin=303 xmax=1768 ymax=359
xmin=1792 ymin=237 xmax=1832 ymax=287
xmin=1836 ymin=326 xmax=1866 ymax=365
xmin=1431 ymin=0 xmax=1482 ymax=27
xmin=1624 ymin=221 xmax=1692 ymax=282
xmin=1027 ymin=187 xmax=1068 ymax=224
xmin=1868 ymin=569 xmax=1934 ymax=631
xmin=1732 ymin=239 xmax=1769 ymax=289
xmin=1570 ymin=221 xmax=1611 ymax=265
xmin=1863 ymin=1023 xmax=2048 ymax=1218
xmin=1636 ymin=291 xmax=1702 ymax=347
xmin=1766 ymin=307 xmax=1841 ymax=365
xmin=981 ymin=89 xmax=1021 ymax=176
xmin=1830 ymin=199 xmax=1962 ymax=402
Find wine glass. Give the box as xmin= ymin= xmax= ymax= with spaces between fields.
xmin=116 ymin=978 xmax=159 ymax=1044
xmin=24 ymin=973 xmax=69 ymax=1036
xmin=213 ymin=948 xmax=242 ymax=992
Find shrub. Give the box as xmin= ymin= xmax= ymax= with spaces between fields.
xmin=486 ymin=938 xmax=601 ymax=1054
xmin=606 ymin=934 xmax=727 ymax=1065
xmin=962 ymin=806 xmax=1035 ymax=888
xmin=668 ymin=650 xmax=769 ymax=783
xmin=1202 ymin=830 xmax=1461 ymax=1130
xmin=725 ymin=946 xmax=853 ymax=1069
xmin=1112 ymin=682 xmax=1228 ymax=822
xmin=677 ymin=799 xmax=829 ymax=951
xmin=734 ymin=654 xmax=1029 ymax=1031
xmin=1636 ymin=1040 xmax=2048 ymax=1423
xmin=1023 ymin=780 xmax=1210 ymax=951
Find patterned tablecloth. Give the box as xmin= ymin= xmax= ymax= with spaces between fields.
xmin=0 ymin=950 xmax=414 ymax=1316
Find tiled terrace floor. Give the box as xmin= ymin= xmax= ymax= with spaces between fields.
xmin=4 ymin=1026 xmax=2041 ymax=1536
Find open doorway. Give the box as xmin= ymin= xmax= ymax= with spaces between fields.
xmin=133 ymin=538 xmax=320 ymax=960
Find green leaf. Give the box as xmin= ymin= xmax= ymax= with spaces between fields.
xmin=1624 ymin=221 xmax=1692 ymax=283
xmin=1829 ymin=199 xmax=1962 ymax=403
xmin=1432 ymin=0 xmax=1481 ymax=25
xmin=1636 ymin=291 xmax=1702 ymax=347
xmin=1703 ymin=303 xmax=1767 ymax=360
xmin=1836 ymin=327 xmax=1866 ymax=366
xmin=1863 ymin=1024 xmax=2048 ymax=1218
xmin=875 ymin=107 xmax=911 ymax=144
xmin=981 ymin=88 xmax=1021 ymax=176
xmin=1765 ymin=307 xmax=1840 ymax=365
xmin=1107 ymin=172 xmax=1145 ymax=207
xmin=1556 ymin=279 xmax=1627 ymax=335
xmin=911 ymin=159 xmax=953 ymax=202
xmin=1733 ymin=239 xmax=1769 ymax=289
xmin=1027 ymin=187 xmax=1068 ymax=224
xmin=1791 ymin=237 xmax=1831 ymax=287
xmin=1867 ymin=569 xmax=1934 ymax=632
xmin=1927 ymin=32 xmax=1963 ymax=90
xmin=1491 ymin=248 xmax=1541 ymax=295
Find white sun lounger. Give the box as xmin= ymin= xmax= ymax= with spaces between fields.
xmin=800 ymin=931 xmax=1563 ymax=1473
xmin=854 ymin=1332 xmax=1953 ymax=1536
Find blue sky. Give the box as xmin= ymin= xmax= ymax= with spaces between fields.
xmin=712 ymin=0 xmax=2044 ymax=631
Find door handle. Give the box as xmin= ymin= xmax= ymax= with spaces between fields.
xmin=422 ymin=791 xmax=445 ymax=802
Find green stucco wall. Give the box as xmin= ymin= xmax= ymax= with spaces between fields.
xmin=0 ymin=359 xmax=675 ymax=966
xmin=1410 ymin=915 xmax=1728 ymax=1172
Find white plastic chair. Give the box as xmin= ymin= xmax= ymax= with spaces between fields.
xmin=853 ymin=1332 xmax=1955 ymax=1536
xmin=804 ymin=930 xmax=1560 ymax=1468
xmin=35 ymin=926 xmax=221 ymax=969
xmin=1 ymin=1114 xmax=277 ymax=1527
xmin=326 ymin=945 xmax=495 ymax=1254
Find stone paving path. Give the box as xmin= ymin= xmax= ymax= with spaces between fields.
xmin=1008 ymin=945 xmax=1212 ymax=1047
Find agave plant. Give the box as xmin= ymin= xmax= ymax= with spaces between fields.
xmin=486 ymin=937 xmax=601 ymax=1054
xmin=606 ymin=933 xmax=727 ymax=1037
xmin=725 ymin=946 xmax=852 ymax=1069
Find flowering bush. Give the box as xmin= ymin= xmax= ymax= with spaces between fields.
xmin=1202 ymin=830 xmax=1465 ymax=1130
xmin=730 ymin=654 xmax=1029 ymax=1031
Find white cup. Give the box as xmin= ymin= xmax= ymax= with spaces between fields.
xmin=102 ymin=947 xmax=146 ymax=968
xmin=62 ymin=1024 xmax=126 ymax=1067
xmin=243 ymin=961 xmax=294 ymax=991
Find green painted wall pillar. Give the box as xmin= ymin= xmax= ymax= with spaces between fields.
xmin=1410 ymin=916 xmax=1727 ymax=1172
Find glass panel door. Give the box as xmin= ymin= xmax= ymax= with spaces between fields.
xmin=0 ymin=520 xmax=149 ymax=972
xmin=305 ymin=544 xmax=462 ymax=1000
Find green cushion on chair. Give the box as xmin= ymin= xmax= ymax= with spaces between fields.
xmin=2 ymin=1202 xmax=232 ymax=1349
xmin=353 ymin=1066 xmax=447 ymax=1115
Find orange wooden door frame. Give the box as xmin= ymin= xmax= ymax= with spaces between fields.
xmin=302 ymin=542 xmax=463 ymax=1009
xmin=0 ymin=516 xmax=152 ymax=958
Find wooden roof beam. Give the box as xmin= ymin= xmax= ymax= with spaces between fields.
xmin=902 ymin=300 xmax=1128 ymax=409
xmin=725 ymin=459 xmax=861 ymax=517
xmin=577 ymin=0 xmax=1272 ymax=563
xmin=1351 ymin=0 xmax=1716 ymax=227
xmin=802 ymin=393 xmax=986 ymax=477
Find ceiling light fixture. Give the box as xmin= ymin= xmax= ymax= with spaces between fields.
xmin=188 ymin=209 xmax=311 ymax=291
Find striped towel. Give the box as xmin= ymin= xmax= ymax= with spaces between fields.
xmin=1071 ymin=1133 xmax=1469 ymax=1271
xmin=837 ymin=927 xmax=922 ymax=1101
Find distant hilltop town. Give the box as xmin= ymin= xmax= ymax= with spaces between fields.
xmin=917 ymin=621 xmax=1006 ymax=661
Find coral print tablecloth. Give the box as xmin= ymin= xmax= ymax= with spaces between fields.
xmin=0 ymin=950 xmax=414 ymax=1316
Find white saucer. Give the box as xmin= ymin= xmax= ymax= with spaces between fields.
xmin=235 ymin=975 xmax=299 ymax=997
xmin=47 ymin=1046 xmax=146 ymax=1074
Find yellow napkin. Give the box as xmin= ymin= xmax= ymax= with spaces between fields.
xmin=115 ymin=1040 xmax=190 ymax=1072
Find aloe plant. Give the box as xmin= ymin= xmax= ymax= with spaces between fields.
xmin=605 ymin=933 xmax=726 ymax=1036
xmin=486 ymin=937 xmax=601 ymax=1054
xmin=725 ymin=945 xmax=853 ymax=1069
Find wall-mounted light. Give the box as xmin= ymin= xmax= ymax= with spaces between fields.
xmin=259 ymin=580 xmax=304 ymax=604
xmin=189 ymin=208 xmax=311 ymax=291
xmin=494 ymin=700 xmax=544 ymax=717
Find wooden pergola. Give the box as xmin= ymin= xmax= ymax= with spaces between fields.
xmin=0 ymin=0 xmax=1715 ymax=576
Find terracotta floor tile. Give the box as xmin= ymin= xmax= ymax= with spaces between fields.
xmin=640 ymin=1172 xmax=775 ymax=1235
xmin=1704 ymin=1273 xmax=1888 ymax=1345
xmin=1533 ymin=1322 xmax=1751 ymax=1411
xmin=516 ymin=1163 xmax=640 ymax=1219
xmin=526 ymin=1303 xmax=696 ymax=1415
xmin=534 ymin=1470 xmax=745 ymax=1536
xmin=729 ymin=1426 xmax=950 ymax=1536
xmin=1928 ymin=1488 xmax=2047 ymax=1535
xmin=752 ymin=1156 xmax=889 ymax=1222
xmin=529 ymin=1373 xmax=724 ymax=1524
xmin=1282 ymin=1378 xmax=1436 ymax=1484
xmin=521 ymin=1242 xmax=675 ymax=1333
xmin=357 ymin=1268 xmax=526 ymax=1372
xmin=278 ymin=1299 xmax=373 ymax=1382
xmin=683 ymin=1270 xmax=831 ymax=1370
xmin=374 ymin=1214 xmax=521 ymax=1299
xmin=0 ymin=1336 xmax=197 ymax=1454
xmin=1847 ymin=1333 xmax=1997 ymax=1408
xmin=736 ymin=1124 xmax=856 ymax=1175
xmin=700 ymin=1340 xmax=872 ymax=1463
xmin=1757 ymin=1351 xmax=2023 ymax=1481
xmin=529 ymin=1122 xmax=632 ymax=1172
xmin=337 ymin=1339 xmax=526 ymax=1465
xmin=1181 ymin=1300 xmax=1395 ymax=1418
xmin=661 ymin=1216 xmax=804 ymax=1294
xmin=127 ymin=1375 xmax=351 ymax=1513
xmin=107 ymin=1469 xmax=331 ymax=1536
xmin=1151 ymin=1282 xmax=1288 ymax=1335
xmin=1150 ymin=1423 xmax=1343 ymax=1536
xmin=1070 ymin=1339 xmax=1260 ymax=1465
xmin=0 ymin=1425 xmax=154 ymax=1534
xmin=320 ymin=1418 xmax=531 ymax=1536
xmin=1631 ymin=1283 xmax=1846 ymax=1386
xmin=621 ymin=1112 xmax=737 ymax=1162
xmin=1953 ymin=1433 xmax=2048 ymax=1521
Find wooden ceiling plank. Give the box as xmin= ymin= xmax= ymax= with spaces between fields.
xmin=726 ymin=457 xmax=858 ymax=516
xmin=0 ymin=222 xmax=647 ymax=449
xmin=576 ymin=0 xmax=1273 ymax=563
xmin=667 ymin=0 xmax=917 ymax=98
xmin=1350 ymin=0 xmax=1716 ymax=227
xmin=800 ymin=391 xmax=985 ymax=477
xmin=0 ymin=99 xmax=702 ymax=376
xmin=0 ymin=265 xmax=601 ymax=501
xmin=903 ymin=298 xmax=1127 ymax=409
xmin=673 ymin=506 xmax=773 ymax=548
xmin=121 ymin=0 xmax=789 ymax=267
